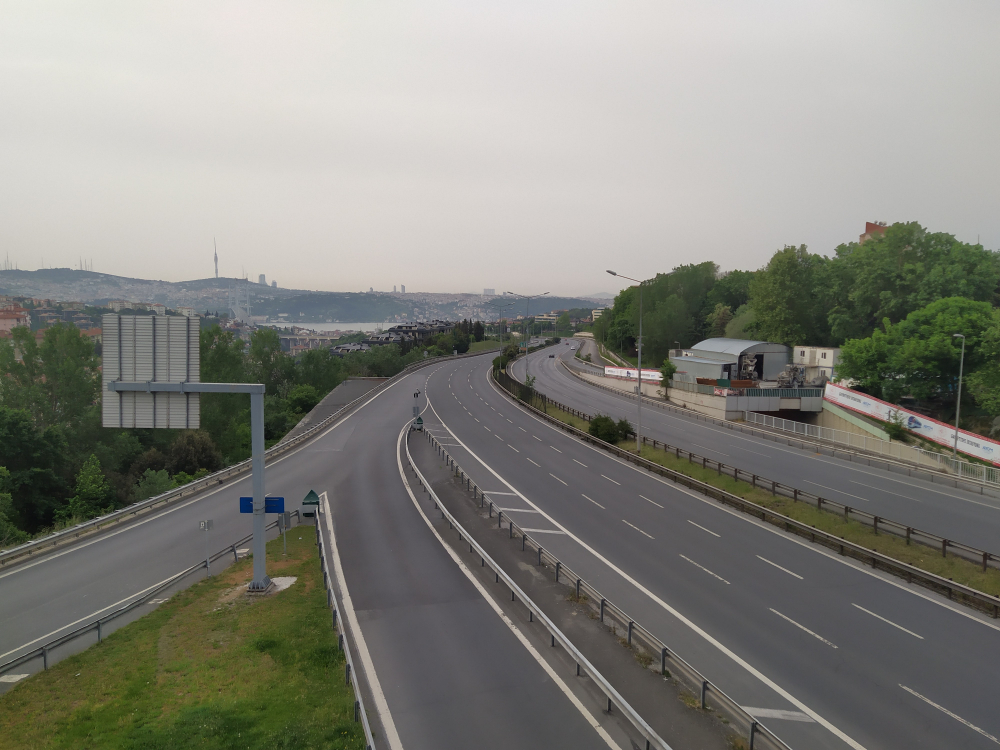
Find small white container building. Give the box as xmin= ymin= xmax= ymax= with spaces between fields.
xmin=793 ymin=346 xmax=840 ymax=382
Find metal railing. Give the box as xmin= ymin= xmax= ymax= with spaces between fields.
xmin=0 ymin=511 xmax=300 ymax=679
xmin=492 ymin=369 xmax=1000 ymax=619
xmin=746 ymin=411 xmax=1000 ymax=488
xmin=559 ymin=359 xmax=1000 ymax=498
xmin=315 ymin=505 xmax=376 ymax=750
xmin=416 ymin=429 xmax=791 ymax=750
xmin=0 ymin=347 xmax=499 ymax=567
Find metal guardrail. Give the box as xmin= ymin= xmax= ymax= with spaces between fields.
xmin=746 ymin=411 xmax=1000 ymax=488
xmin=315 ymin=505 xmax=376 ymax=750
xmin=0 ymin=511 xmax=300 ymax=678
xmin=0 ymin=347 xmax=499 ymax=568
xmin=558 ymin=359 xmax=1000 ymax=498
xmin=415 ymin=429 xmax=791 ymax=750
xmin=492 ymin=368 xmax=1000 ymax=619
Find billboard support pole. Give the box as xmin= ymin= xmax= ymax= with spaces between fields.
xmin=249 ymin=390 xmax=270 ymax=591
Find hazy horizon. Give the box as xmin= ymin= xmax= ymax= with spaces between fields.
xmin=2 ymin=2 xmax=998 ymax=296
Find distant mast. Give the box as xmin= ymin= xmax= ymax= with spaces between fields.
xmin=214 ymin=238 xmax=219 ymax=279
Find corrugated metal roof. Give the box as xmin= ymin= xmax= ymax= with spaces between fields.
xmin=690 ymin=338 xmax=787 ymax=355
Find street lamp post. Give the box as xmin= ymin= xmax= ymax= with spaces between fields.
xmin=487 ymin=301 xmax=514 ymax=349
xmin=505 ymin=291 xmax=549 ymax=355
xmin=953 ymin=333 xmax=966 ymax=457
xmin=607 ymin=270 xmax=644 ymax=452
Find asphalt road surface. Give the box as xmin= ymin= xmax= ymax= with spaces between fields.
xmin=424 ymin=353 xmax=1000 ymax=750
xmin=0 ymin=360 xmax=621 ymax=750
xmin=513 ymin=344 xmax=1000 ymax=554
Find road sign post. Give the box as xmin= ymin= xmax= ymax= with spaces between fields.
xmin=103 ymin=314 xmax=274 ymax=593
xmin=279 ymin=511 xmax=291 ymax=555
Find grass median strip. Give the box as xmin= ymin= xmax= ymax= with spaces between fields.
xmin=0 ymin=533 xmax=364 ymax=750
xmin=626 ymin=442 xmax=1000 ymax=599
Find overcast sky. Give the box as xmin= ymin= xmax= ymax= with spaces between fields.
xmin=2 ymin=2 xmax=998 ymax=297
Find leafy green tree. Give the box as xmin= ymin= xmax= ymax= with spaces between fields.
xmin=135 ymin=469 xmax=174 ymax=501
xmin=248 ymin=328 xmax=296 ymax=395
xmin=837 ymin=297 xmax=998 ymax=406
xmin=200 ymin=326 xmax=250 ymax=462
xmin=38 ymin=324 xmax=101 ymax=427
xmin=660 ymin=359 xmax=677 ymax=389
xmin=0 ymin=467 xmax=28 ymax=547
xmin=724 ymin=304 xmax=756 ymax=339
xmin=288 ymin=384 xmax=320 ymax=414
xmin=556 ymin=312 xmax=571 ymax=332
xmin=60 ymin=455 xmax=115 ymax=521
xmin=588 ymin=415 xmax=620 ymax=443
xmin=473 ymin=321 xmax=485 ymax=341
xmin=749 ymin=245 xmax=831 ymax=346
xmin=705 ymin=303 xmax=733 ymax=338
xmin=167 ymin=431 xmax=223 ymax=475
xmin=298 ymin=349 xmax=345 ymax=395
xmin=0 ymin=407 xmax=69 ymax=532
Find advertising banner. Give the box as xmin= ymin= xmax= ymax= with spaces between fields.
xmin=824 ymin=383 xmax=1000 ymax=465
xmin=604 ymin=366 xmax=663 ymax=383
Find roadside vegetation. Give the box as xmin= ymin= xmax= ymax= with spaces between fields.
xmin=0 ymin=533 xmax=364 ymax=750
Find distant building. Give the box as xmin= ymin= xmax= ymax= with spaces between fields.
xmin=259 ymin=274 xmax=267 ymax=286
xmin=0 ymin=306 xmax=30 ymax=333
xmin=393 ymin=285 xmax=397 ymax=293
xmin=271 ymin=280 xmax=277 ymax=288
xmin=400 ymin=285 xmax=405 ymax=294
xmin=793 ymin=346 xmax=840 ymax=382
xmin=592 ymin=309 xmax=603 ymax=320
xmin=176 ymin=307 xmax=199 ymax=318
xmin=669 ymin=338 xmax=790 ymax=383
xmin=484 ymin=288 xmax=495 ymax=296
xmin=859 ymin=221 xmax=887 ymax=244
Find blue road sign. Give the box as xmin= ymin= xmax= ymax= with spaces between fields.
xmin=240 ymin=497 xmax=285 ymax=514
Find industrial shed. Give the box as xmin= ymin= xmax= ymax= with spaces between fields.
xmin=669 ymin=338 xmax=790 ymax=383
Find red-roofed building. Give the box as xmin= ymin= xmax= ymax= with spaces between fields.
xmin=859 ymin=221 xmax=888 ymax=244
xmin=0 ymin=307 xmax=29 ymax=333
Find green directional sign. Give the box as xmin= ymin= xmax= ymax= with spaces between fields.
xmin=302 ymin=489 xmax=320 ymax=517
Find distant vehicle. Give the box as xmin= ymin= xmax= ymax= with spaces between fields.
xmin=548 ymin=354 xmax=554 ymax=358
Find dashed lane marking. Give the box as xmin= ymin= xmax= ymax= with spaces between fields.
xmin=687 ymin=520 xmax=721 ymax=538
xmin=622 ymin=519 xmax=654 ymax=539
xmin=680 ymin=554 xmax=730 ymax=584
xmin=770 ymin=609 xmax=837 ymax=648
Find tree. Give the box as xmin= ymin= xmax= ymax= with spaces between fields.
xmin=659 ymin=359 xmax=677 ymax=394
xmin=556 ymin=312 xmax=571 ymax=332
xmin=288 ymin=384 xmax=320 ymax=414
xmin=167 ymin=431 xmax=223 ymax=476
xmin=705 ymin=303 xmax=733 ymax=338
xmin=60 ymin=455 xmax=115 ymax=521
xmin=0 ymin=467 xmax=28 ymax=547
xmin=837 ymin=297 xmax=998 ymax=406
xmin=473 ymin=321 xmax=485 ymax=342
xmin=749 ymin=245 xmax=831 ymax=346
xmin=135 ymin=469 xmax=174 ymax=501
xmin=0 ymin=407 xmax=69 ymax=532
xmin=298 ymin=349 xmax=345 ymax=396
xmin=247 ymin=328 xmax=295 ymax=396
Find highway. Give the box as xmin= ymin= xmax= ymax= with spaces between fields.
xmin=423 ymin=353 xmax=1000 ymax=750
xmin=0 ymin=362 xmax=622 ymax=750
xmin=512 ymin=344 xmax=1000 ymax=554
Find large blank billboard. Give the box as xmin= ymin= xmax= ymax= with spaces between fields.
xmin=102 ymin=314 xmax=200 ymax=428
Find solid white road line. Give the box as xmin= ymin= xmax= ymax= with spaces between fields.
xmin=756 ymin=556 xmax=804 ymax=580
xmin=622 ymin=520 xmax=654 ymax=539
xmin=601 ymin=474 xmax=620 ymax=485
xmin=322 ymin=487 xmax=404 ymax=750
xmin=679 ymin=554 xmax=730 ymax=584
xmin=769 ymin=609 xmax=837 ymax=649
xmin=849 ymin=481 xmax=920 ymax=502
xmin=498 ymin=508 xmax=541 ymax=513
xmin=527 ymin=458 xmax=541 ymax=467
xmin=687 ymin=520 xmax=721 ymax=538
xmin=638 ymin=494 xmax=664 ymax=509
xmin=521 ymin=528 xmax=567 ymax=535
xmin=395 ymin=425 xmax=623 ymax=750
xmin=899 ymin=684 xmax=999 ymax=745
xmin=582 ymin=494 xmax=605 ymax=509
xmin=550 ymin=474 xmax=568 ymax=486
xmin=852 ymin=604 xmax=923 ymax=639
xmin=429 ymin=384 xmax=869 ymax=750
xmin=573 ymin=459 xmax=588 ymax=467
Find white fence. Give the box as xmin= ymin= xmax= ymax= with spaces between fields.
xmin=745 ymin=412 xmax=1000 ymax=488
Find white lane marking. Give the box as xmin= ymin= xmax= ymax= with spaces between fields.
xmin=498 ymin=508 xmax=541 ymax=514
xmin=0 ymin=674 xmax=28 ymax=683
xmin=550 ymin=446 xmax=563 ymax=454
xmin=550 ymin=473 xmax=568 ymax=486
xmin=899 ymin=684 xmax=1000 ymax=744
xmin=582 ymin=494 xmax=605 ymax=509
xmin=484 ymin=426 xmax=491 ymax=432
xmin=508 ymin=444 xmax=520 ymax=452
xmin=573 ymin=459 xmax=588 ymax=467
xmin=519 ymin=427 xmax=527 ymax=432
xmin=482 ymin=491 xmax=519 ymax=496
xmin=692 ymin=443 xmax=728 ymax=457
xmin=428 ymin=386 xmax=869 ymax=750
xmin=756 ymin=556 xmax=804 ymax=580
xmin=533 ymin=435 xmax=542 ymax=441
xmin=639 ymin=494 xmax=664 ymax=509
xmin=475 ymin=418 xmax=480 ymax=423
xmin=742 ymin=708 xmax=815 ymax=723
xmin=601 ymin=474 xmax=620 ymax=485
xmin=527 ymin=458 xmax=541 ymax=467
xmin=679 ymin=554 xmax=729 ymax=584
xmin=734 ymin=447 xmax=770 ymax=457
xmin=395 ymin=425 xmax=621 ymax=750
xmin=849 ymin=481 xmax=919 ymax=502
xmin=521 ymin=528 xmax=567 ymax=535
xmin=0 ymin=572 xmax=182 ymax=661
xmin=687 ymin=520 xmax=721 ymax=538
xmin=770 ymin=609 xmax=837 ymax=648
xmin=495 ymin=434 xmax=503 ymax=441
xmin=803 ymin=480 xmax=868 ymax=502
xmin=507 ymin=419 xmax=513 ymax=423
xmin=852 ymin=604 xmax=923 ymax=639
xmin=622 ymin=520 xmax=654 ymax=539
xmin=321 ymin=487 xmax=404 ymax=750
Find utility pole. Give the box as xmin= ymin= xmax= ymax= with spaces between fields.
xmin=506 ymin=291 xmax=549 ymax=355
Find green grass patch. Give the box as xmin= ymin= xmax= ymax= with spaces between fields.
xmin=0 ymin=533 xmax=364 ymax=750
xmin=467 ymin=340 xmax=501 ymax=354
xmin=541 ymin=404 xmax=591 ymax=432
xmin=624 ymin=443 xmax=1000 ymax=599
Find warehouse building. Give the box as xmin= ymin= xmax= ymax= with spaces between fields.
xmin=669 ymin=338 xmax=790 ymax=383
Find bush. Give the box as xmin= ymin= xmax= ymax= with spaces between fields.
xmin=135 ymin=469 xmax=174 ymax=501
xmin=884 ymin=409 xmax=908 ymax=442
xmin=167 ymin=431 xmax=223 ymax=475
xmin=288 ymin=384 xmax=320 ymax=414
xmin=589 ymin=415 xmax=620 ymax=443
xmin=616 ymin=418 xmax=635 ymax=440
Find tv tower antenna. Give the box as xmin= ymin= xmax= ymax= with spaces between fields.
xmin=214 ymin=238 xmax=219 ymax=279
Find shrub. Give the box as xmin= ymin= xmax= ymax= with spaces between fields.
xmin=589 ymin=415 xmax=620 ymax=443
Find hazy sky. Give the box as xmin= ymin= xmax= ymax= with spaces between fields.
xmin=2 ymin=2 xmax=998 ymax=297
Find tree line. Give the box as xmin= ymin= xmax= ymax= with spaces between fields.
xmin=592 ymin=222 xmax=1000 ymax=431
